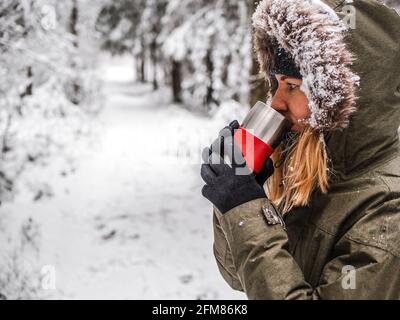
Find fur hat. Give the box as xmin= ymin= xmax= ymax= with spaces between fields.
xmin=252 ymin=0 xmax=360 ymax=131
xmin=271 ymin=47 xmax=302 ymax=79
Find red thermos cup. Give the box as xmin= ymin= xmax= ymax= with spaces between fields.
xmin=233 ymin=101 xmax=292 ymax=174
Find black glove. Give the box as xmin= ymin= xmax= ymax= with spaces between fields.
xmin=204 ymin=120 xmax=274 ymax=187
xmin=200 ymin=120 xmax=274 ymax=214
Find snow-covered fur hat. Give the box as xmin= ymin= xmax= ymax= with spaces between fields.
xmin=253 ymin=0 xmax=360 ymax=131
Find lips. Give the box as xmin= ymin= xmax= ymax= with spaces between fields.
xmin=283 ymin=115 xmax=295 ymax=129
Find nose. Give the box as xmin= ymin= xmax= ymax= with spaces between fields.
xmin=271 ymin=89 xmax=288 ymax=115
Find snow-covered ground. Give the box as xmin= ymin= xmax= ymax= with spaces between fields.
xmin=0 ymin=55 xmax=247 ymax=300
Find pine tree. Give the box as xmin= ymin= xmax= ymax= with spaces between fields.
xmin=0 ymin=0 xmax=101 ymax=201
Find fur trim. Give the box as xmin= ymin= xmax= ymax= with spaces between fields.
xmin=253 ymin=0 xmax=360 ymax=131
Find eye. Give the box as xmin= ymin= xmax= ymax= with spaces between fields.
xmin=287 ymin=83 xmax=299 ymax=91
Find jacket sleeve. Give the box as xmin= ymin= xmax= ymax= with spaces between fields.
xmin=212 ymin=207 xmax=244 ymax=292
xmin=215 ymin=197 xmax=400 ymax=300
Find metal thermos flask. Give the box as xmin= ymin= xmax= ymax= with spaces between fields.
xmin=233 ymin=101 xmax=292 ymax=174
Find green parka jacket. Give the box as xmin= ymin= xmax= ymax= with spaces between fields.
xmin=213 ymin=0 xmax=400 ymax=299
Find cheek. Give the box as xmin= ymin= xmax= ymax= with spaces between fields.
xmin=290 ymin=94 xmax=310 ymax=120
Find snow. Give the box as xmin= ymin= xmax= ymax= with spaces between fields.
xmin=0 ymin=55 xmax=247 ymax=300
xmin=307 ymin=0 xmax=340 ymax=21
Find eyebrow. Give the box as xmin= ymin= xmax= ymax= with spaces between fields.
xmin=283 ymin=76 xmax=300 ymax=83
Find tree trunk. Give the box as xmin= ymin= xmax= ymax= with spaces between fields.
xmin=70 ymin=0 xmax=78 ymax=49
xmin=205 ymin=49 xmax=214 ymax=108
xmin=26 ymin=66 xmax=33 ymax=96
xmin=153 ymin=65 xmax=158 ymax=90
xmin=249 ymin=55 xmax=267 ymax=107
xmin=136 ymin=52 xmax=146 ymax=83
xmin=20 ymin=66 xmax=33 ymax=99
xmin=171 ymin=59 xmax=182 ymax=103
xmin=150 ymin=41 xmax=158 ymax=90
xmin=248 ymin=0 xmax=267 ymax=107
xmin=69 ymin=0 xmax=81 ymax=104
xmin=18 ymin=5 xmax=33 ymax=100
xmin=18 ymin=66 xmax=33 ymax=114
xmin=140 ymin=55 xmax=146 ymax=82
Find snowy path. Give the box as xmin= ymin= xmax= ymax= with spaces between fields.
xmin=1 ymin=56 xmax=245 ymax=299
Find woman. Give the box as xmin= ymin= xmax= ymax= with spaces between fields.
xmin=200 ymin=0 xmax=400 ymax=299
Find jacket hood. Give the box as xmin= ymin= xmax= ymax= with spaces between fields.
xmin=253 ymin=0 xmax=360 ymax=132
xmin=253 ymin=0 xmax=400 ymax=179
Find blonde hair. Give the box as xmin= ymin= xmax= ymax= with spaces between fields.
xmin=266 ymin=126 xmax=330 ymax=214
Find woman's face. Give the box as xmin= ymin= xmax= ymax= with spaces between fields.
xmin=271 ymin=74 xmax=310 ymax=132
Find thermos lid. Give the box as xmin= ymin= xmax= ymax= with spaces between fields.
xmin=241 ymin=101 xmax=292 ymax=148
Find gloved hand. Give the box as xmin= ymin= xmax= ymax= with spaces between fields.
xmin=200 ymin=120 xmax=274 ymax=214
xmin=204 ymin=120 xmax=274 ymax=187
